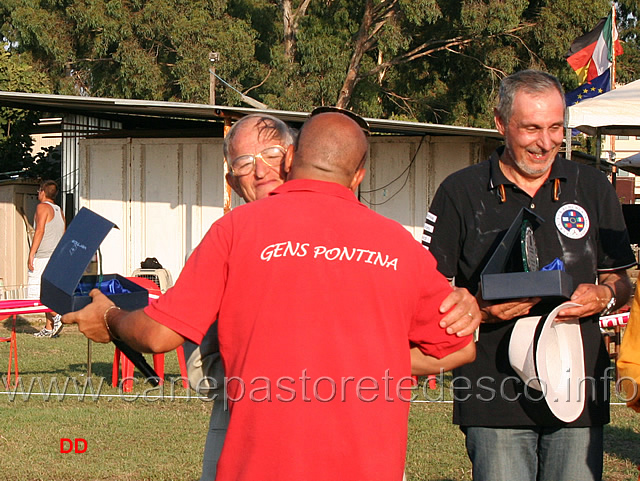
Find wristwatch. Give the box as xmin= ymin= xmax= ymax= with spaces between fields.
xmin=600 ymin=284 xmax=616 ymax=316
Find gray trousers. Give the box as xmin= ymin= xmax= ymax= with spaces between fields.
xmin=200 ymin=397 xmax=230 ymax=481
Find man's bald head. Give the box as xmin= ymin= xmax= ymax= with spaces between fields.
xmin=287 ymin=111 xmax=369 ymax=189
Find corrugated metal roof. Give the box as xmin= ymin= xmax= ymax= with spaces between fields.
xmin=0 ymin=90 xmax=503 ymax=139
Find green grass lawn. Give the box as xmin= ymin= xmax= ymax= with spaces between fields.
xmin=1 ymin=314 xmax=639 ymax=480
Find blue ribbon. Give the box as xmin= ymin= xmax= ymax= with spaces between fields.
xmin=75 ymin=279 xmax=131 ymax=296
xmin=540 ymin=258 xmax=565 ymax=271
xmin=99 ymin=279 xmax=131 ymax=295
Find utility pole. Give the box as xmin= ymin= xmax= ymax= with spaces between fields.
xmin=209 ymin=52 xmax=220 ymax=105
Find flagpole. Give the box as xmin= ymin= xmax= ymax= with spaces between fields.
xmin=611 ymin=3 xmax=616 ymax=89
xmin=609 ymin=3 xmax=616 ymax=183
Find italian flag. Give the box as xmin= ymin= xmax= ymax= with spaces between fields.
xmin=565 ymin=12 xmax=623 ymax=84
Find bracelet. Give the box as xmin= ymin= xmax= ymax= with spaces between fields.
xmin=103 ymin=305 xmax=121 ymax=341
xmin=601 ymin=283 xmax=615 ymax=302
xmin=600 ymin=284 xmax=616 ymax=316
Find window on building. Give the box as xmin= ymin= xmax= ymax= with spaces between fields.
xmin=617 ymin=135 xmax=630 ymax=140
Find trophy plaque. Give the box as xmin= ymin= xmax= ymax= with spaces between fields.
xmin=480 ymin=208 xmax=573 ymax=301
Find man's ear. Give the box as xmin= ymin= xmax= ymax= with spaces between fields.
xmin=225 ymin=172 xmax=243 ymax=197
xmin=494 ymin=107 xmax=506 ymax=136
xmin=349 ymin=168 xmax=366 ymax=193
xmin=283 ymin=144 xmax=295 ymax=176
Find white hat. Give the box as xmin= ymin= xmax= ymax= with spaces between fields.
xmin=508 ymin=302 xmax=586 ymax=423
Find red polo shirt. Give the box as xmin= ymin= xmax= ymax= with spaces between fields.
xmin=146 ymin=179 xmax=471 ymax=481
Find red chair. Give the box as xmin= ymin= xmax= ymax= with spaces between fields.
xmin=111 ymin=277 xmax=188 ymax=392
xmin=0 ymin=315 xmax=18 ymax=388
xmin=112 ymin=344 xmax=188 ymax=392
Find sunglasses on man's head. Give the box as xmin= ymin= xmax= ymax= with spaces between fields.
xmin=309 ymin=106 xmax=370 ymax=136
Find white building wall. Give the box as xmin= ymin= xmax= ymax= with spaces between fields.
xmin=78 ymin=135 xmax=491 ymax=282
xmin=363 ymin=136 xmax=487 ymax=239
xmin=64 ymin=115 xmax=123 ymax=215
xmin=79 ymin=137 xmax=225 ymax=282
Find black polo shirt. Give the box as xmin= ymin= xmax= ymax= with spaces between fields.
xmin=423 ymin=147 xmax=636 ymax=427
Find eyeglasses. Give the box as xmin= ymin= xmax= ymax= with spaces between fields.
xmin=309 ymin=106 xmax=370 ymax=136
xmin=230 ymin=145 xmax=287 ymax=177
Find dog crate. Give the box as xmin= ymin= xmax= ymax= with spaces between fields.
xmin=130 ymin=268 xmax=173 ymax=293
xmin=0 ymin=282 xmax=29 ymax=300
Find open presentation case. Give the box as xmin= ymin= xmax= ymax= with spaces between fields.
xmin=41 ymin=207 xmax=159 ymax=385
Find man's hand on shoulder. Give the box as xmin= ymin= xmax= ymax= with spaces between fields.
xmin=439 ymin=287 xmax=481 ymax=336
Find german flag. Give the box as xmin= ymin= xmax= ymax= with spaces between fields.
xmin=565 ymin=13 xmax=623 ymax=84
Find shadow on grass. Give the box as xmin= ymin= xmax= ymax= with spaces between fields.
xmin=3 ymin=315 xmax=40 ymax=334
xmin=7 ymin=362 xmax=113 ymax=378
xmin=604 ymin=424 xmax=640 ymax=465
xmin=81 ymin=361 xmax=113 ymax=379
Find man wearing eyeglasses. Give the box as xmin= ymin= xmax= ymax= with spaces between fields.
xmin=223 ymin=114 xmax=297 ymax=203
xmin=193 ymin=112 xmax=482 ymax=480
xmin=64 ymin=109 xmax=478 ymax=481
xmin=187 ymin=113 xmax=298 ymax=481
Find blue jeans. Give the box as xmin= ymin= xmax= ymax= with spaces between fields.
xmin=463 ymin=426 xmax=603 ymax=481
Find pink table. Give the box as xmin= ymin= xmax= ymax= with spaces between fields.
xmin=0 ymin=299 xmax=52 ymax=387
xmin=0 ymin=278 xmax=162 ymax=386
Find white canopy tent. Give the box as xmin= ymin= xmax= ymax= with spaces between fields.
xmin=565 ymin=78 xmax=640 ymax=170
xmin=566 ymin=78 xmax=640 ymax=136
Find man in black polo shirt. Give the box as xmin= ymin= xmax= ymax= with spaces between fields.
xmin=423 ymin=70 xmax=635 ymax=481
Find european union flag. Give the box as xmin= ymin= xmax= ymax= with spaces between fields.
xmin=565 ymin=69 xmax=611 ymax=106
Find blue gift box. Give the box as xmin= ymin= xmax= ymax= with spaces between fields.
xmin=40 ymin=207 xmax=148 ymax=314
xmin=40 ymin=208 xmax=159 ymax=385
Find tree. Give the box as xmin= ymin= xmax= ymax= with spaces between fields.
xmin=615 ymin=0 xmax=640 ymax=84
xmin=325 ymin=0 xmax=614 ymax=124
xmin=0 ymin=0 xmax=634 ymax=130
xmin=281 ymin=0 xmax=311 ymax=61
xmin=251 ymin=0 xmax=617 ymax=124
xmin=0 ymin=0 xmax=264 ymax=105
xmin=0 ymin=48 xmax=53 ymax=178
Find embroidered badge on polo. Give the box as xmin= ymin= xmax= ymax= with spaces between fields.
xmin=555 ymin=204 xmax=590 ymax=239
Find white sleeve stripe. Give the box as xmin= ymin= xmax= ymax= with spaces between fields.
xmin=597 ymin=262 xmax=637 ymax=272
